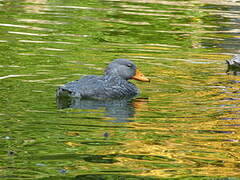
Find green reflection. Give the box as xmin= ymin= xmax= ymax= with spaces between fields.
xmin=0 ymin=0 xmax=240 ymax=179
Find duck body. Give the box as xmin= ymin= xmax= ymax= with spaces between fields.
xmin=57 ymin=74 xmax=139 ymax=99
xmin=57 ymin=59 xmax=149 ymax=100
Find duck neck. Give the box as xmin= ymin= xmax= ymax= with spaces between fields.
xmin=104 ymin=72 xmax=127 ymax=82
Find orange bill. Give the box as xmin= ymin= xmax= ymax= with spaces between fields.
xmin=131 ymin=69 xmax=150 ymax=82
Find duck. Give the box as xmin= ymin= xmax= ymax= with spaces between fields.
xmin=226 ymin=54 xmax=240 ymax=68
xmin=56 ymin=59 xmax=150 ymax=100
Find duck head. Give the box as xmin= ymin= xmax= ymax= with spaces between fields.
xmin=105 ymin=59 xmax=150 ymax=82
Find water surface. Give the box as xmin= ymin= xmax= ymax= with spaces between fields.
xmin=1 ymin=0 xmax=240 ymax=179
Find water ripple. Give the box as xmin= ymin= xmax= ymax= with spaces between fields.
xmin=18 ymin=18 xmax=67 ymax=25
xmin=19 ymin=40 xmax=75 ymax=44
xmin=8 ymin=31 xmax=48 ymax=36
xmin=0 ymin=23 xmax=52 ymax=31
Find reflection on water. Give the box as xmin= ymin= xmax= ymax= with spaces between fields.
xmin=24 ymin=0 xmax=48 ymax=13
xmin=1 ymin=0 xmax=240 ymax=179
xmin=57 ymin=97 xmax=148 ymax=122
xmin=226 ymin=65 xmax=240 ymax=76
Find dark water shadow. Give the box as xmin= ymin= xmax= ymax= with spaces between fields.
xmin=56 ymin=96 xmax=148 ymax=122
xmin=37 ymin=174 xmax=158 ymax=180
xmin=74 ymin=174 xmax=158 ymax=180
xmin=36 ymin=174 xmax=234 ymax=180
xmin=38 ymin=153 xmax=173 ymax=163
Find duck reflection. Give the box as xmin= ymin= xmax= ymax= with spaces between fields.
xmin=56 ymin=97 xmax=148 ymax=122
xmin=226 ymin=65 xmax=240 ymax=76
xmin=226 ymin=67 xmax=240 ymax=76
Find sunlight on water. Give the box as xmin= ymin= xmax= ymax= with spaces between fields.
xmin=1 ymin=0 xmax=240 ymax=179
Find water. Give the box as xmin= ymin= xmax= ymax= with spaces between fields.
xmin=1 ymin=0 xmax=240 ymax=179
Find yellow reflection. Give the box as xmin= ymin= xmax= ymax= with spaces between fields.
xmin=24 ymin=0 xmax=47 ymax=13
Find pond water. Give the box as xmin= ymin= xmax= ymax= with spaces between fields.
xmin=1 ymin=0 xmax=240 ymax=179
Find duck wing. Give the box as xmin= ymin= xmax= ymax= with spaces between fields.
xmin=57 ymin=75 xmax=105 ymax=98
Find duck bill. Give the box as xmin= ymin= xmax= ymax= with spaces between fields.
xmin=131 ymin=69 xmax=150 ymax=82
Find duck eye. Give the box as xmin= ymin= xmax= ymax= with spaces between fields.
xmin=127 ymin=64 xmax=132 ymax=68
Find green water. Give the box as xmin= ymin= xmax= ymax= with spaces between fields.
xmin=1 ymin=0 xmax=240 ymax=179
